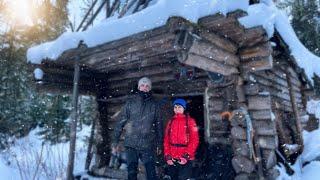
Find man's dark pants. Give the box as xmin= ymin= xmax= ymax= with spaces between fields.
xmin=126 ymin=146 xmax=158 ymax=180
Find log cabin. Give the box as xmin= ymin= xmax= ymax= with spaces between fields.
xmin=28 ymin=1 xmax=319 ymax=179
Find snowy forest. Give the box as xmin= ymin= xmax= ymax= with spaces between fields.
xmin=0 ymin=0 xmax=320 ymax=180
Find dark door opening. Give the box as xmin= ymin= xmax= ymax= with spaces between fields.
xmin=181 ymin=95 xmax=235 ymax=180
xmin=160 ymin=95 xmax=234 ymax=179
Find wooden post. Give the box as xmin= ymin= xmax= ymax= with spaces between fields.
xmin=66 ymin=59 xmax=80 ymax=180
xmin=85 ymin=113 xmax=97 ymax=170
xmin=285 ymin=69 xmax=304 ymax=149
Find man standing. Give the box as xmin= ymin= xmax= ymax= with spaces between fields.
xmin=112 ymin=77 xmax=163 ymax=180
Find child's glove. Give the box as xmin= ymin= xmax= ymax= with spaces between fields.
xmin=178 ymin=157 xmax=188 ymax=165
xmin=178 ymin=153 xmax=190 ymax=165
xmin=165 ymin=155 xmax=174 ymax=165
xmin=166 ymin=159 xmax=174 ymax=165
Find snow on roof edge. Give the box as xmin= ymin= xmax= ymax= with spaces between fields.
xmin=27 ymin=0 xmax=320 ymax=84
xmin=26 ymin=0 xmax=248 ymax=64
xmin=239 ymin=0 xmax=320 ymax=84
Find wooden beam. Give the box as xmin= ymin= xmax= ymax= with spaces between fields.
xmin=67 ymin=61 xmax=80 ymax=180
xmin=188 ymin=39 xmax=240 ymax=66
xmin=285 ymin=68 xmax=304 ymax=149
xmin=179 ymin=53 xmax=239 ymax=76
xmin=240 ymin=26 xmax=268 ymax=48
xmin=247 ymin=94 xmax=271 ymax=110
xmin=241 ymin=55 xmax=273 ymax=72
xmin=198 ymin=29 xmax=238 ymax=54
xmin=239 ymin=42 xmax=272 ymax=60
xmin=87 ymin=33 xmax=176 ymax=68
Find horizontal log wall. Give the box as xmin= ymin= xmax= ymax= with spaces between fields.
xmin=205 ymin=82 xmax=238 ymax=145
xmin=244 ymin=85 xmax=279 ymax=178
xmin=105 ymin=58 xmax=210 ymax=98
xmin=30 ymin=63 xmax=104 ymax=95
xmin=244 ymin=58 xmax=306 ymax=161
xmin=245 ymin=66 xmax=303 ymax=112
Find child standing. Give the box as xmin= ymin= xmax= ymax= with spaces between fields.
xmin=163 ymin=98 xmax=199 ymax=180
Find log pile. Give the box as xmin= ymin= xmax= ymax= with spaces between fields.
xmin=230 ymin=109 xmax=257 ymax=179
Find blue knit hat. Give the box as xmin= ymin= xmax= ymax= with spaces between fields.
xmin=173 ymin=98 xmax=187 ymax=109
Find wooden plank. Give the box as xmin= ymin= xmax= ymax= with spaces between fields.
xmin=285 ymin=68 xmax=304 ymax=148
xmin=257 ymin=136 xmax=278 ymax=149
xmin=57 ymin=25 xmax=170 ymax=63
xmin=107 ymin=77 xmax=209 ymax=98
xmin=227 ymin=10 xmax=248 ymax=19
xmin=231 ymin=126 xmax=246 ymax=140
xmin=188 ymin=39 xmax=240 ymax=66
xmin=101 ymin=52 xmax=177 ymax=73
xmin=271 ymin=97 xmax=293 ymax=112
xmin=274 ymin=108 xmax=293 ymax=146
xmin=247 ymin=95 xmax=271 ymax=110
xmin=220 ymin=26 xmax=244 ymax=41
xmin=251 ymin=72 xmax=301 ymax=94
xmin=232 ymin=140 xmax=250 ymax=157
xmin=198 ymin=13 xmax=227 ymax=29
xmin=274 ymin=66 xmax=302 ymax=88
xmin=166 ymin=16 xmax=194 ymax=33
xmin=261 ymin=149 xmax=277 ymax=169
xmin=239 ymin=42 xmax=272 ymax=60
xmin=198 ymin=29 xmax=238 ymax=53
xmin=207 ymin=136 xmax=231 ymax=145
xmin=243 ymin=83 xmax=261 ymax=95
xmin=253 ymin=120 xmax=277 ymax=136
xmin=89 ymin=35 xmax=176 ymax=69
xmin=33 ymin=81 xmax=95 ymax=95
xmin=107 ymin=71 xmax=208 ymax=90
xmin=240 ymin=26 xmax=268 ymax=47
xmin=241 ymin=55 xmax=273 ymax=72
xmin=232 ymin=156 xmax=255 ymax=174
xmin=207 ymin=99 xmax=225 ymax=111
xmin=181 ymin=53 xmax=238 ymax=75
xmin=255 ymin=82 xmax=302 ymax=104
xmin=249 ymin=110 xmax=272 ymax=120
xmin=107 ymin=63 xmax=174 ymax=82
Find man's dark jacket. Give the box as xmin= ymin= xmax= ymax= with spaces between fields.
xmin=112 ymin=93 xmax=163 ymax=150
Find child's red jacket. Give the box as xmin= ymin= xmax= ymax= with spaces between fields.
xmin=163 ymin=114 xmax=199 ymax=160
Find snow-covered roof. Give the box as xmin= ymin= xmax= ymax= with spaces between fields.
xmin=27 ymin=0 xmax=320 ymax=82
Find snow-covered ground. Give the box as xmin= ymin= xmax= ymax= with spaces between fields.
xmin=1 ymin=100 xmax=320 ymax=179
xmin=277 ymin=129 xmax=320 ymax=180
xmin=0 ymin=126 xmax=91 ymax=180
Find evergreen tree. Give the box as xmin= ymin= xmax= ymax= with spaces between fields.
xmin=37 ymin=95 xmax=71 ymax=143
xmin=291 ymin=0 xmax=320 ymax=55
xmin=79 ymin=96 xmax=98 ymax=129
xmin=0 ymin=0 xmax=99 ymax=147
xmin=281 ymin=0 xmax=320 ymax=56
xmin=0 ymin=28 xmax=35 ymax=148
xmin=0 ymin=0 xmax=72 ymax=147
xmin=278 ymin=0 xmax=320 ymax=93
